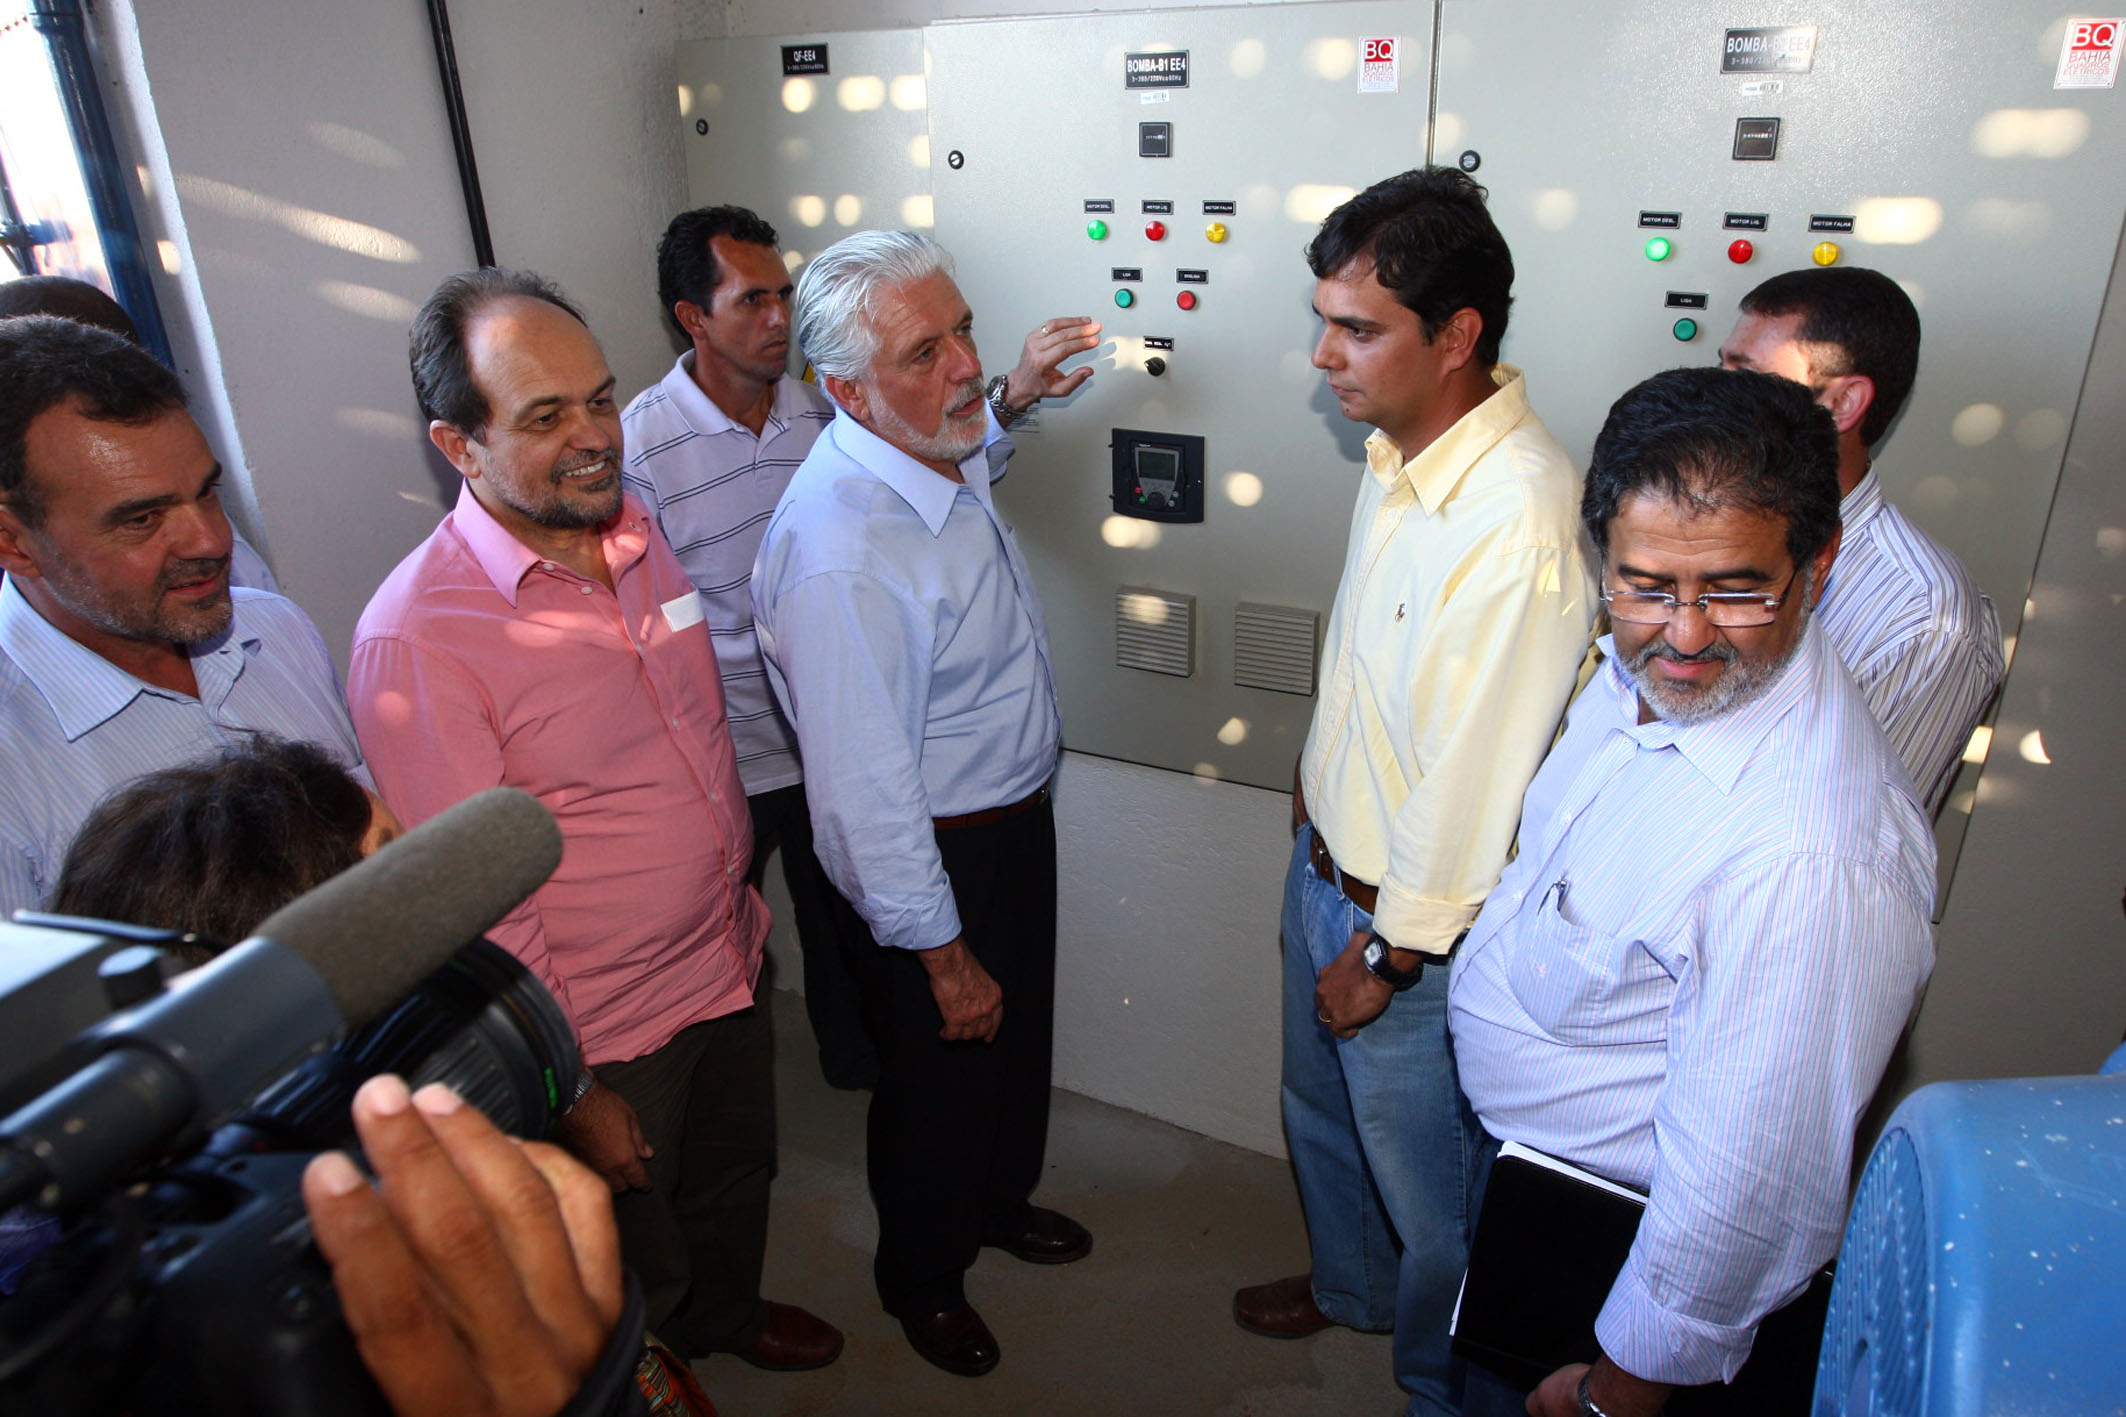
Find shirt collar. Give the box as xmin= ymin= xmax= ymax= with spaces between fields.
xmin=447 ymin=481 xmax=650 ymax=606
xmin=659 ymin=352 xmax=813 ymax=440
xmin=1594 ymin=619 xmax=1823 ymax=794
xmin=1364 ymin=364 xmax=1534 ymax=515
xmin=0 ymin=574 xmax=257 ymax=740
xmin=1839 ymin=467 xmax=1885 ymax=534
xmin=825 ymin=406 xmax=1002 ymax=537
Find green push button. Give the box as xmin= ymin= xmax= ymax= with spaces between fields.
xmin=1644 ymin=235 xmax=1672 ymax=262
xmin=1087 ymin=219 xmax=1109 ymax=240
xmin=1672 ymin=317 xmax=1698 ymax=341
xmin=1114 ymin=288 xmax=1135 ymax=309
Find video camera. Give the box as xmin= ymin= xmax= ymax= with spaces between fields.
xmin=0 ymin=789 xmax=574 ymax=1416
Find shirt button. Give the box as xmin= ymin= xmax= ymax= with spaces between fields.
xmin=579 ymin=585 xmax=594 ymax=596
xmin=540 ymin=561 xmax=555 ymax=570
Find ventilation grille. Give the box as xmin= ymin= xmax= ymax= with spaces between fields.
xmin=1233 ymin=602 xmax=1319 ymax=696
xmin=1114 ymin=586 xmax=1195 ymax=677
xmin=1815 ymin=1127 xmax=1929 ymax=1414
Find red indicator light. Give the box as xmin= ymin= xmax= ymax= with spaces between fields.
xmin=1728 ymin=238 xmax=1755 ymax=264
xmin=1145 ymin=220 xmax=1167 ymax=240
xmin=1177 ymin=290 xmax=1197 ymax=310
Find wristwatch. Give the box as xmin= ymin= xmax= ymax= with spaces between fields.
xmin=567 ymin=1066 xmax=598 ymax=1112
xmin=1362 ymin=932 xmax=1422 ymax=991
xmin=985 ymin=373 xmax=1034 ymax=425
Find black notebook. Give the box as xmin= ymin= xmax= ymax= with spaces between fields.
xmin=1452 ymin=1142 xmax=1831 ymax=1415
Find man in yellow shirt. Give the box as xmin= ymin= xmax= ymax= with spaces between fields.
xmin=1232 ymin=167 xmax=1598 ymax=1417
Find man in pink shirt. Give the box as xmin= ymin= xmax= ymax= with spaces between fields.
xmin=348 ymin=268 xmax=841 ymax=1372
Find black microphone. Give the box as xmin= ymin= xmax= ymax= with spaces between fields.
xmin=0 ymin=788 xmax=562 ymax=1213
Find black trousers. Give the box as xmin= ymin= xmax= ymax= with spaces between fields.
xmin=828 ymin=798 xmax=1059 ymax=1317
xmin=749 ymin=782 xmax=879 ymax=1090
xmin=596 ymin=1007 xmax=775 ymax=1355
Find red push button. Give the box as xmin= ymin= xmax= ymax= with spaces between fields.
xmin=1177 ymin=290 xmax=1197 ymax=311
xmin=1728 ymin=238 xmax=1755 ymax=264
xmin=1145 ymin=220 xmax=1167 ymax=241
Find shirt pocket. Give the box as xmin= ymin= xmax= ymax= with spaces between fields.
xmin=1505 ymin=894 xmax=1674 ymax=1047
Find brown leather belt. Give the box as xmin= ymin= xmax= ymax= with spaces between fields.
xmin=1308 ymin=831 xmax=1378 ymax=914
xmin=934 ymin=784 xmax=1050 ymax=832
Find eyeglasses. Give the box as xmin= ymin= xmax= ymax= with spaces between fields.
xmin=1600 ymin=567 xmax=1799 ymax=628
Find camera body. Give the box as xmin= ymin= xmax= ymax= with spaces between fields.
xmin=0 ymin=917 xmax=577 ymax=1415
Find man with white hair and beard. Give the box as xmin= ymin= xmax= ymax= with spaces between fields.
xmin=1447 ymin=366 xmax=1935 ymax=1416
xmin=752 ymin=230 xmax=1099 ymax=1377
xmin=350 ymin=268 xmax=843 ymax=1376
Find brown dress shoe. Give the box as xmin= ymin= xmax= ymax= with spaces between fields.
xmin=989 ymin=1206 xmax=1093 ymax=1265
xmin=1233 ymin=1273 xmax=1337 ymax=1339
xmin=900 ymin=1302 xmax=1001 ymax=1377
xmin=733 ymin=1301 xmax=845 ymax=1371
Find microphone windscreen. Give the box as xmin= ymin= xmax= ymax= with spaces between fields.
xmin=246 ymin=787 xmax=563 ymax=1027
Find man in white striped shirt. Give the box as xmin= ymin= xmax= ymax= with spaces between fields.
xmin=1450 ymin=367 xmax=1935 ymax=1417
xmin=620 ymin=205 xmax=873 ymax=1090
xmin=1718 ymin=267 xmax=2004 ymax=813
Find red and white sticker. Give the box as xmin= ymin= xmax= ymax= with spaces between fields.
xmin=1359 ymin=35 xmax=1401 ymax=94
xmin=2055 ymin=17 xmax=2123 ymax=89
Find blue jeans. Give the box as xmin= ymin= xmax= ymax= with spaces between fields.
xmin=1281 ymin=826 xmax=1477 ymax=1417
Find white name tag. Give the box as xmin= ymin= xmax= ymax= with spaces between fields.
xmin=661 ymin=591 xmax=706 ymax=632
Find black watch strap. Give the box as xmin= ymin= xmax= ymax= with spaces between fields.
xmin=1363 ymin=932 xmax=1423 ymax=991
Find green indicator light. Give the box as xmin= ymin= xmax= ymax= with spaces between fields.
xmin=1672 ymin=317 xmax=1698 ymax=341
xmin=1644 ymin=236 xmax=1672 ymax=262
xmin=1114 ymin=288 xmax=1135 ymax=309
xmin=1087 ymin=219 xmax=1109 ymax=240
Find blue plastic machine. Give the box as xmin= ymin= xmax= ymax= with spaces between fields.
xmin=1815 ymin=1042 xmax=2126 ymax=1413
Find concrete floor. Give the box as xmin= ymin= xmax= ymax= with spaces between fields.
xmin=689 ymin=989 xmax=1399 ymax=1416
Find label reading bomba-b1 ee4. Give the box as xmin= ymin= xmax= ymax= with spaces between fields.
xmin=1125 ymin=51 xmax=1190 ymax=89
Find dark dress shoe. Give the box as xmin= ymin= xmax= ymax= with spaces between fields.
xmin=900 ymin=1303 xmax=1001 ymax=1376
xmin=732 ymin=1301 xmax=845 ymax=1371
xmin=989 ymin=1206 xmax=1093 ymax=1265
xmin=1233 ymin=1273 xmax=1337 ymax=1338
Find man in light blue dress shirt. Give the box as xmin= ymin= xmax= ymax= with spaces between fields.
xmin=1449 ymin=367 xmax=1935 ymax=1417
xmin=0 ymin=317 xmax=364 ymax=917
xmin=753 ymin=230 xmax=1100 ymax=1378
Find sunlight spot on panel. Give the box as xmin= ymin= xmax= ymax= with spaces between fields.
xmin=307 ymin=122 xmax=404 ymax=168
xmin=908 ymin=133 xmax=932 ymax=168
xmin=315 ymin=280 xmax=415 ymax=322
xmin=2095 ymin=527 xmax=2126 ymax=559
xmin=1121 ymin=592 xmax=1172 ymax=626
xmin=1531 ymin=187 xmax=1579 ymax=231
xmin=1285 ymin=184 xmax=1356 ymax=226
xmin=2017 ymin=730 xmax=2050 ymax=765
xmin=1101 ymin=515 xmax=1163 ymax=549
xmin=339 ymin=407 xmax=422 ymax=438
xmin=782 ymin=249 xmax=804 ymax=273
xmin=780 ymin=136 xmax=812 ymax=164
xmin=1950 ymin=403 xmax=2004 ymax=447
xmin=1216 ymin=717 xmax=1250 ymax=746
xmin=1431 ymin=111 xmax=1465 ymax=153
xmin=1230 ymin=37 xmax=1267 ymax=78
xmin=1304 ymin=36 xmax=1356 ymax=81
xmin=791 ymin=194 xmax=827 ymax=228
xmin=1855 ymin=197 xmax=1942 ymax=245
xmin=1968 ymin=198 xmax=2050 ymax=239
xmin=157 ymin=240 xmax=182 ymax=274
xmin=900 ymin=194 xmax=935 ymax=228
xmin=890 ymin=74 xmax=927 ymax=110
xmin=833 ymin=194 xmax=863 ymax=226
xmin=1224 ymin=471 xmax=1264 ymax=507
xmin=177 ymin=175 xmax=420 ymax=262
xmin=1193 ymin=762 xmax=1223 ymax=781
xmin=837 ymin=75 xmax=885 ymax=112
xmin=1970 ymin=107 xmax=2090 ymax=159
xmin=1962 ymin=724 xmax=1993 ymax=764
xmin=782 ymin=77 xmax=817 ymax=113
xmin=2016 ymin=408 xmax=2067 ymax=450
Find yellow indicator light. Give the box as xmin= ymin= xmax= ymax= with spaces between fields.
xmin=1205 ymin=222 xmax=1229 ymax=243
xmin=1812 ymin=240 xmax=1841 ymax=266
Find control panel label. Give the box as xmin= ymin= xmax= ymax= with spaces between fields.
xmin=1141 ymin=200 xmax=1174 ymax=215
xmin=1202 ymin=200 xmax=1237 ymax=215
xmin=1638 ymin=211 xmax=1682 ymax=229
xmin=1111 ymin=268 xmax=1144 ymax=282
xmin=1124 ymin=51 xmax=1190 ymax=89
xmin=1721 ymin=25 xmax=1816 ymax=74
xmin=1723 ymin=212 xmax=1769 ymax=230
xmin=2055 ymin=18 xmax=2123 ymax=89
xmin=1084 ymin=199 xmax=1116 ymax=214
xmin=780 ymin=44 xmax=829 ymax=76
xmin=1809 ymin=214 xmax=1855 ymax=233
xmin=1144 ymin=337 xmax=1175 ymax=351
xmin=1176 ymin=269 xmax=1208 ymax=284
xmin=1664 ymin=291 xmax=1710 ymax=309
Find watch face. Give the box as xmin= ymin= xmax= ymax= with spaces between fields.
xmin=1363 ymin=939 xmax=1385 ymax=968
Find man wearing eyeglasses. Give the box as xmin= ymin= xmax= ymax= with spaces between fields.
xmin=1718 ymin=267 xmax=2003 ymax=814
xmin=1449 ymin=366 xmax=1936 ymax=1417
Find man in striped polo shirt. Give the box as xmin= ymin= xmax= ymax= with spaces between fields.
xmin=620 ymin=205 xmax=875 ymax=1090
xmin=1718 ymin=267 xmax=2004 ymax=813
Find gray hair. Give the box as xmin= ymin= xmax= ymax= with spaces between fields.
xmin=793 ymin=230 xmax=955 ymax=383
